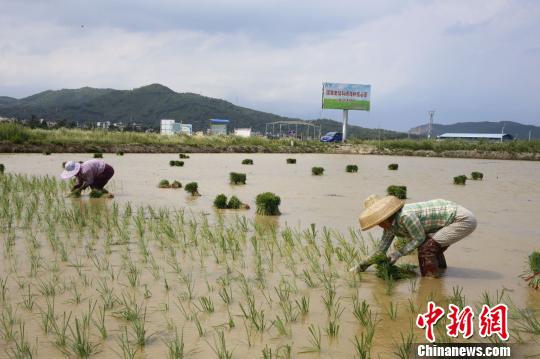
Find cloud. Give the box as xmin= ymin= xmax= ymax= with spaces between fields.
xmin=0 ymin=0 xmax=539 ymax=130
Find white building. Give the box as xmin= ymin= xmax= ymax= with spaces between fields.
xmin=96 ymin=121 xmax=111 ymax=129
xmin=234 ymin=128 xmax=252 ymax=138
xmin=161 ymin=119 xmax=192 ymax=135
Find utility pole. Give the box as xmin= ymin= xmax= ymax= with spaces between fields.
xmin=427 ymin=111 xmax=435 ymax=139
xmin=529 ymin=130 xmax=532 ymax=141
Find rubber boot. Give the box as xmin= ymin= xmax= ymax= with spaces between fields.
xmin=437 ymin=246 xmax=449 ymax=269
xmin=417 ymin=237 xmax=442 ymax=277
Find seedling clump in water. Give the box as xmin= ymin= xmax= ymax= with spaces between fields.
xmin=242 ymin=159 xmax=253 ymax=165
xmin=521 ymin=251 xmax=540 ymax=289
xmin=256 ymin=192 xmax=281 ymax=215
xmin=171 ymin=181 xmax=182 ymax=189
xmin=0 ymin=164 xmax=5 ymax=174
xmin=158 ymin=179 xmax=170 ymax=188
xmin=367 ymin=253 xmax=417 ymax=280
xmin=346 ymin=165 xmax=358 ymax=173
xmin=387 ymin=185 xmax=407 ymax=199
xmin=230 ymin=172 xmax=246 ymax=185
xmin=116 ymin=151 xmax=124 ymax=156
xmin=169 ymin=160 xmax=184 ymax=167
xmin=453 ymin=175 xmax=467 ymax=185
xmin=312 ymin=167 xmax=324 ymax=176
xmin=286 ymin=158 xmax=296 ymax=164
xmin=94 ymin=152 xmax=103 ymax=158
xmin=388 ymin=163 xmax=399 ymax=170
xmin=214 ymin=194 xmax=228 ymax=209
xmin=179 ymin=153 xmax=190 ymax=159
xmin=185 ymin=182 xmax=200 ymax=196
xmin=471 ymin=171 xmax=484 ymax=180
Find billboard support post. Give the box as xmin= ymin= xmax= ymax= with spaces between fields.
xmin=342 ymin=109 xmax=348 ymax=142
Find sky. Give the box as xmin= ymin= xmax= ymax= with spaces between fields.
xmin=0 ymin=0 xmax=539 ymax=131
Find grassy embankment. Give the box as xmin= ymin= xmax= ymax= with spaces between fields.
xmin=2 ymin=123 xmax=540 ymax=159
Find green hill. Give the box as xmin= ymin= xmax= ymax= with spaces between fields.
xmin=0 ymin=84 xmax=407 ymax=139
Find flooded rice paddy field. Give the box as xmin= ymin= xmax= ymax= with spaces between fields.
xmin=0 ymin=153 xmax=539 ymax=358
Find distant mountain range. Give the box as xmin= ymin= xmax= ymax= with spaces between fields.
xmin=409 ymin=121 xmax=540 ymax=140
xmin=0 ymin=84 xmax=407 ymax=139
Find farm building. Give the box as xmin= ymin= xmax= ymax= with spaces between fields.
xmin=209 ymin=119 xmax=229 ymax=135
xmin=437 ymin=133 xmax=513 ymax=141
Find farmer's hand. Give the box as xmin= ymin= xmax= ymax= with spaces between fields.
xmin=388 ymin=252 xmax=400 ymax=265
xmin=349 ymin=261 xmax=370 ymax=273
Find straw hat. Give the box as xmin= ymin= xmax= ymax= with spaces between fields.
xmin=359 ymin=194 xmax=405 ymax=231
xmin=61 ymin=161 xmax=81 ymax=180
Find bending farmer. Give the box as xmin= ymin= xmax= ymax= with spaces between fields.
xmin=61 ymin=159 xmax=115 ymax=196
xmin=351 ymin=195 xmax=477 ymax=277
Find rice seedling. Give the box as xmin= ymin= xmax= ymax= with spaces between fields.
xmin=179 ymin=153 xmax=190 ymax=159
xmin=453 ymin=175 xmax=467 ymax=185
xmin=117 ymin=326 xmax=138 ymax=359
xmin=255 ymin=192 xmax=281 ymax=215
xmin=295 ymin=296 xmax=310 ymax=315
xmin=0 ymin=163 xmax=4 ymax=174
xmin=227 ymin=195 xmax=249 ymax=209
xmin=286 ymin=158 xmax=296 ymax=164
xmin=131 ymin=306 xmax=149 ymax=347
xmin=43 ymin=151 xmax=51 ymax=155
xmin=387 ymin=185 xmax=407 ymax=199
xmin=22 ymin=285 xmax=34 ymax=311
xmin=471 ymin=171 xmax=484 ymax=180
xmin=159 ymin=179 xmax=171 ymax=188
xmin=393 ymin=330 xmax=415 ymax=359
xmin=206 ymin=330 xmax=233 ymax=359
xmin=93 ymin=152 xmax=103 ymax=158
xmin=346 ymin=164 xmax=358 ymax=172
xmin=8 ymin=322 xmax=35 ymax=359
xmin=447 ymin=286 xmax=466 ymax=307
xmin=196 ymin=296 xmax=215 ymax=313
xmin=388 ymin=163 xmax=399 ymax=170
xmin=184 ymin=182 xmax=200 ymax=196
xmin=229 ymin=172 xmax=247 ymax=184
xmin=520 ymin=251 xmax=540 ymax=289
xmin=116 ymin=151 xmax=124 ymax=156
xmin=387 ymin=301 xmax=398 ymax=320
xmin=0 ymin=304 xmax=17 ymax=340
xmin=66 ymin=317 xmax=100 ymax=358
xmin=242 ymin=158 xmax=253 ymax=165
xmin=272 ymin=315 xmax=290 ymax=337
xmin=311 ymin=166 xmax=324 ymax=175
xmin=165 ymin=328 xmax=187 ymax=359
xmin=51 ymin=311 xmax=72 ymax=348
xmin=514 ymin=308 xmax=540 ymax=335
xmin=89 ymin=189 xmax=107 ymax=198
xmin=299 ymin=324 xmax=322 ymax=353
xmin=171 ymin=180 xmax=182 ymax=188
xmin=0 ymin=276 xmax=7 ymax=303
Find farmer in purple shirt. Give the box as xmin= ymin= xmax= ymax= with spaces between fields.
xmin=61 ymin=159 xmax=115 ymax=196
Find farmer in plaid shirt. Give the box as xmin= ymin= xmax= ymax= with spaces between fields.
xmin=351 ymin=195 xmax=477 ymax=277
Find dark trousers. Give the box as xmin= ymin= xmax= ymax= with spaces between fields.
xmin=91 ymin=164 xmax=114 ymax=189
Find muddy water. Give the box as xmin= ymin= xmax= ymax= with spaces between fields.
xmin=1 ymin=152 xmax=540 ymax=357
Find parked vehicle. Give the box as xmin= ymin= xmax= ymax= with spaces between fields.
xmin=320 ymin=132 xmax=343 ymax=142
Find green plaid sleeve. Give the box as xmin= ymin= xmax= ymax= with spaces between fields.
xmin=395 ymin=212 xmax=426 ymax=258
xmin=376 ymin=229 xmax=395 ymax=254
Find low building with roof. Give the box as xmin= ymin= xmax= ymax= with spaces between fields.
xmin=437 ymin=133 xmax=513 ymax=141
xmin=209 ymin=119 xmax=229 ymax=135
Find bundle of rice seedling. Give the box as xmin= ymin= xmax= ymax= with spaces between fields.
xmin=94 ymin=153 xmax=103 ymax=158
xmin=43 ymin=151 xmax=51 ymax=155
xmin=185 ymin=182 xmax=200 ymax=196
xmin=286 ymin=158 xmax=296 ymax=164
xmin=388 ymin=164 xmax=398 ymax=170
xmin=89 ymin=189 xmax=105 ymax=198
xmin=368 ymin=253 xmax=417 ymax=280
xmin=312 ymin=167 xmax=324 ymax=176
xmin=158 ymin=179 xmax=170 ymax=188
xmin=387 ymin=185 xmax=407 ymax=199
xmin=242 ymin=159 xmax=253 ymax=165
xmin=169 ymin=160 xmax=184 ymax=167
xmin=213 ymin=194 xmax=228 ymax=209
xmin=346 ymin=165 xmax=358 ymax=173
xmin=521 ymin=251 xmax=540 ymax=289
xmin=116 ymin=151 xmax=124 ymax=156
xmin=255 ymin=192 xmax=281 ymax=215
xmin=453 ymin=175 xmax=467 ymax=185
xmin=471 ymin=171 xmax=484 ymax=180
xmin=230 ymin=172 xmax=246 ymax=185
xmin=179 ymin=154 xmax=190 ymax=159
xmin=0 ymin=164 xmax=4 ymax=174
xmin=171 ymin=181 xmax=182 ymax=189
xmin=228 ymin=196 xmax=249 ymax=209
